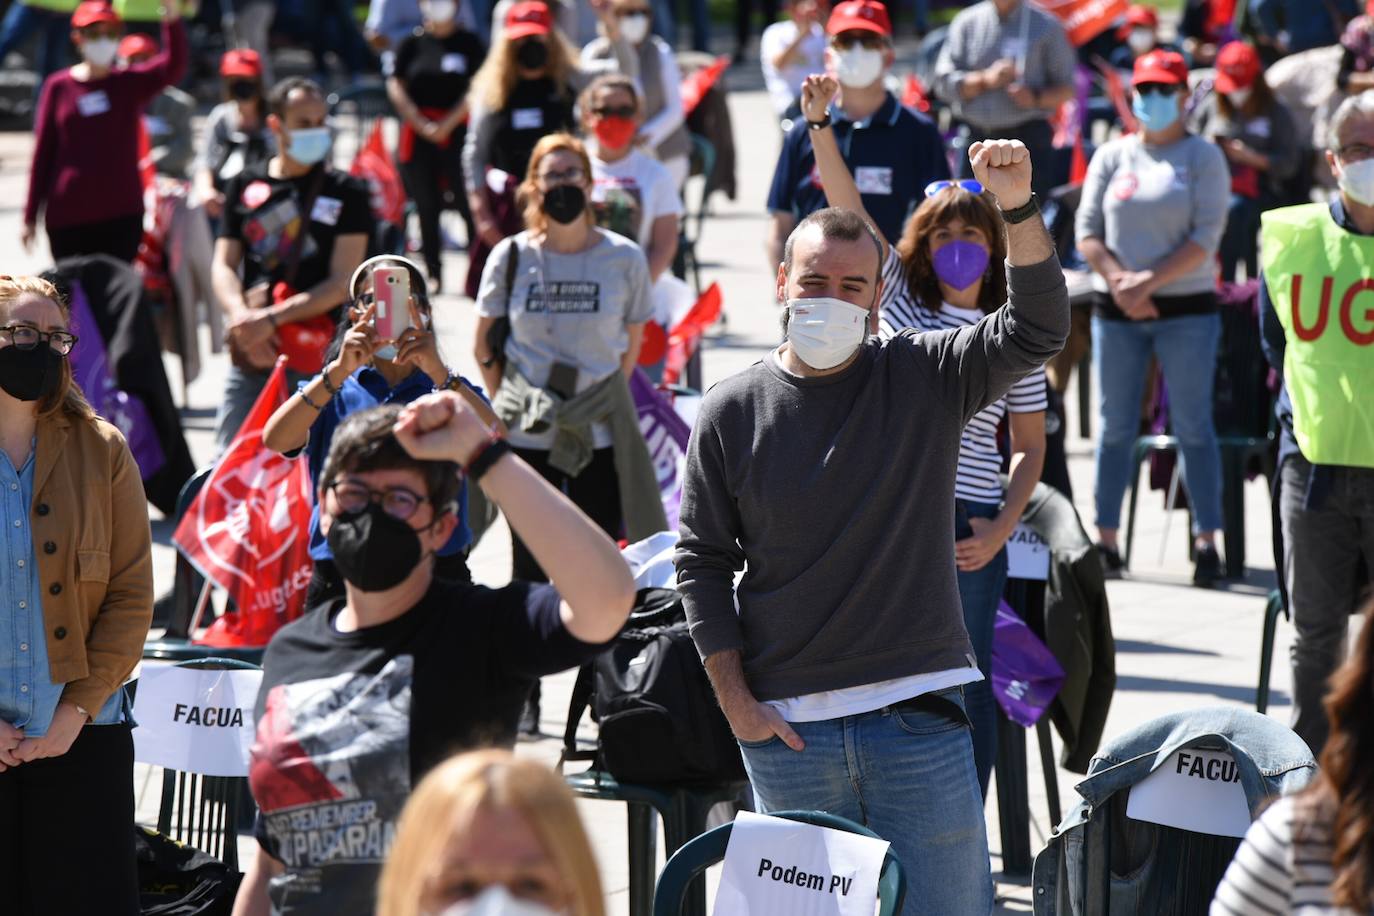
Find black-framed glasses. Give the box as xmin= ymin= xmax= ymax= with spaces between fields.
xmin=326 ymin=479 xmax=428 ymax=520
xmin=925 ymin=179 xmax=984 ymax=198
xmin=592 ymin=104 xmax=636 ymax=119
xmin=0 ymin=325 xmax=78 ymax=355
xmin=536 ymin=165 xmax=586 ymax=186
xmin=1338 ymin=143 xmax=1374 ymax=162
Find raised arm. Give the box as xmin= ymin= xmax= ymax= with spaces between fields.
xmin=800 ymin=74 xmax=889 ymax=263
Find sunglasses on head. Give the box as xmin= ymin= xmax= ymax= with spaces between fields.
xmin=925 ymin=179 xmax=984 ymax=198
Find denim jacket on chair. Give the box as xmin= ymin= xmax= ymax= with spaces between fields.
xmin=1032 ymin=706 xmax=1317 ymax=915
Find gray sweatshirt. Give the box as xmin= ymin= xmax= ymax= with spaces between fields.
xmin=675 ymin=255 xmax=1069 ymax=702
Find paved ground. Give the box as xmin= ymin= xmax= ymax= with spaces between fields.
xmin=0 ymin=53 xmax=1328 ymax=913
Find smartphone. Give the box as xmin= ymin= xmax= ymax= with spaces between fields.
xmin=547 ymin=362 xmax=579 ymax=400
xmin=372 ymin=266 xmax=412 ymax=342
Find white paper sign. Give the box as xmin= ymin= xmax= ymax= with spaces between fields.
xmin=713 ymin=812 xmax=890 ymax=916
xmin=133 ymin=665 xmax=263 ymax=777
xmin=1126 ymin=747 xmax=1252 ymax=839
xmin=1006 ymin=522 xmax=1049 ymax=581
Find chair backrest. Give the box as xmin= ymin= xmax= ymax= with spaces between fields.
xmin=155 ymin=657 xmax=262 ymax=873
xmin=651 ymin=809 xmax=906 ymax=916
xmin=163 ymin=465 xmax=215 ymax=639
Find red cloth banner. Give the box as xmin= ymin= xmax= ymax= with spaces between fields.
xmin=681 ymin=56 xmax=729 ymax=117
xmin=350 ymin=121 xmax=407 ymax=227
xmin=663 ymin=282 xmax=722 ymax=386
xmin=173 ymin=358 xmax=315 ymax=647
xmin=1033 ymin=0 xmax=1129 ymax=46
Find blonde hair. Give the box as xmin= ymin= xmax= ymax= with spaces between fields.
xmin=377 ymin=750 xmax=606 ymax=916
xmin=519 ymin=132 xmax=596 ymax=235
xmin=469 ymin=22 xmax=578 ymax=113
xmin=0 ymin=275 xmax=95 ymax=421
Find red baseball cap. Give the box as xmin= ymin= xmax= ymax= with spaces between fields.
xmin=221 ymin=48 xmax=263 ymax=79
xmin=505 ymin=1 xmax=553 ymax=40
xmin=71 ymin=1 xmax=120 ymax=29
xmin=1132 ymin=49 xmax=1188 ymax=86
xmin=826 ymin=0 xmax=891 ymax=37
xmin=1214 ymin=41 xmax=1261 ymax=93
xmin=1123 ymin=5 xmax=1159 ymax=29
xmin=117 ymin=33 xmax=156 ymax=59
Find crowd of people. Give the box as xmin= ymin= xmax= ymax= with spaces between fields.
xmin=1 ymin=0 xmax=1373 ymax=913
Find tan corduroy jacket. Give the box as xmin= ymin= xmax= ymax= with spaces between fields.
xmin=30 ymin=410 xmax=153 ymax=713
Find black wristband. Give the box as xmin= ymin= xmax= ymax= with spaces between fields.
xmin=319 ymin=369 xmax=339 ymax=396
xmin=465 ymin=437 xmax=511 ymax=482
xmin=999 ymin=193 xmax=1041 ymax=225
xmin=807 ymin=113 xmax=832 ymax=130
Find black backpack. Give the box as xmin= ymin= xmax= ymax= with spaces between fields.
xmin=135 ymin=826 xmax=241 ymax=916
xmin=560 ymin=588 xmax=745 ymax=786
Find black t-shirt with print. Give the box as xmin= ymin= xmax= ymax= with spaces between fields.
xmin=247 ymin=578 xmax=601 ymax=916
xmin=220 ymin=163 xmax=373 ymax=298
xmin=489 ymin=77 xmax=575 ymax=178
xmin=391 ymin=28 xmax=487 ymax=110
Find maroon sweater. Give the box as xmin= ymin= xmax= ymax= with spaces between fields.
xmin=25 ymin=19 xmax=187 ymax=230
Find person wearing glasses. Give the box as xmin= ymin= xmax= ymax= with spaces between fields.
xmin=765 ymin=0 xmax=948 ymax=269
xmin=22 ymin=0 xmax=185 ymax=263
xmin=0 ymin=275 xmax=153 ymax=915
xmin=263 ymin=255 xmax=499 ymax=607
xmin=803 ymin=72 xmax=1047 ymax=801
xmin=234 ymin=395 xmax=635 ymax=916
xmin=1256 ymin=92 xmax=1374 ymax=756
xmin=580 ymin=0 xmax=691 ymax=189
xmin=933 ymin=0 xmax=1075 ymax=196
xmin=1074 ymin=49 xmax=1230 ymax=587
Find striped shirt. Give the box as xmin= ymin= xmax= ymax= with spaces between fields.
xmin=879 ymin=249 xmax=1048 ymax=504
xmin=1211 ymin=796 xmax=1362 ymax=915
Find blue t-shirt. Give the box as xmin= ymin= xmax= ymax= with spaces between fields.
xmin=300 ymin=367 xmax=484 ymax=561
xmin=765 ymin=92 xmax=950 ymax=245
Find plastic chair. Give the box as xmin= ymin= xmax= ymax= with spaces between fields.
xmin=651 ymin=809 xmax=907 ymax=916
xmin=565 ymin=769 xmax=746 ymax=916
xmin=154 ymin=657 xmax=261 ymax=871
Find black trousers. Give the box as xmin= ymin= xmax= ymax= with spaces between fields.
xmin=510 ymin=446 xmax=623 ymax=583
xmin=0 ymin=723 xmax=139 ymax=916
xmin=398 ymin=129 xmax=474 ymax=286
xmin=46 ymin=212 xmax=144 ymax=263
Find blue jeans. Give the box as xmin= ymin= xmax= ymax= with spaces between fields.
xmin=738 ymin=688 xmax=994 ymax=916
xmin=1092 ymin=312 xmax=1223 ymax=534
xmin=956 ymin=499 xmax=1007 ymax=801
xmin=0 ymin=3 xmax=71 ymax=92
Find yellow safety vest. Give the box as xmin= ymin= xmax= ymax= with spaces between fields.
xmin=1260 ymin=203 xmax=1374 ymax=469
xmin=23 ymin=0 xmax=81 ymax=15
xmin=113 ymin=0 xmax=162 ymax=21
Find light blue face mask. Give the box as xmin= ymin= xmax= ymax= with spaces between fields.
xmin=1131 ymin=90 xmax=1180 ymax=132
xmin=287 ymin=126 xmax=332 ymax=166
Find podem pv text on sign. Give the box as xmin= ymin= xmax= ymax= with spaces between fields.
xmin=714 ymin=811 xmax=890 ymax=915
xmin=133 ymin=664 xmax=263 ymax=777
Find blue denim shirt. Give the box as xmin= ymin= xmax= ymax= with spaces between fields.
xmin=1032 ymin=706 xmax=1316 ymax=914
xmin=0 ymin=444 xmax=125 ymax=737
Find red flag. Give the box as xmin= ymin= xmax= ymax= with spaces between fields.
xmin=173 ymin=358 xmax=315 ymax=647
xmin=663 ymin=283 xmax=722 ymax=386
xmin=350 ymin=121 xmax=407 ymax=227
xmin=902 ymin=74 xmax=931 ymax=113
xmin=1032 ymin=0 xmax=1129 ymax=46
xmin=681 ymin=55 xmax=729 ymax=117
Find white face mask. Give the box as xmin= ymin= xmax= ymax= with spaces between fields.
xmin=434 ymin=886 xmax=565 ymax=916
xmin=1225 ymin=86 xmax=1252 ymax=107
xmin=425 ymin=0 xmax=459 ymax=22
xmin=1127 ymin=28 xmax=1154 ymax=55
xmin=82 ymin=37 xmax=119 ymax=68
xmin=834 ymin=46 xmax=885 ymax=89
xmin=618 ymin=12 xmax=650 ymax=44
xmin=784 ymin=297 xmax=870 ymax=370
xmin=1338 ymin=157 xmax=1374 ymax=206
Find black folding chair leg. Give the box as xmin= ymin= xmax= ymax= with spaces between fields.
xmin=1257 ymin=590 xmax=1284 ymax=714
xmin=627 ymin=803 xmax=658 ymax=916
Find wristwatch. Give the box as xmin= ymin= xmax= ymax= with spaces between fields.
xmin=999 ymin=193 xmax=1041 ymax=225
xmin=807 ymin=113 xmax=832 ymax=131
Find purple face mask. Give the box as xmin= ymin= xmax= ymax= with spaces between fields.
xmin=932 ymin=239 xmax=990 ymax=292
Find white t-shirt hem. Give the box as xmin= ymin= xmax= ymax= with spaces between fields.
xmin=764 ymin=666 xmax=984 ymax=723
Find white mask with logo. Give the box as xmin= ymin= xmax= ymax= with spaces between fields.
xmin=434 ymin=886 xmax=565 ymax=916
xmin=618 ymin=12 xmax=650 ymax=44
xmin=785 ymin=297 xmax=870 ymax=369
xmin=82 ymin=37 xmax=119 ymax=68
xmin=1338 ymin=157 xmax=1374 ymax=206
xmin=834 ymin=46 xmax=884 ymax=88
xmin=1127 ymin=28 xmax=1154 ymax=55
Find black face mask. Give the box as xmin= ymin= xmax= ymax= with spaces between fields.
xmin=541 ymin=184 xmax=586 ymax=225
xmin=0 ymin=345 xmax=62 ymax=403
xmin=515 ymin=39 xmax=549 ymax=70
xmin=228 ymin=80 xmax=258 ymax=101
xmin=325 ymin=502 xmax=427 ymax=593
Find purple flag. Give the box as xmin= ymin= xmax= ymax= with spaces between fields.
xmin=629 ymin=369 xmax=692 ymax=530
xmin=68 ymin=283 xmax=166 ymax=479
xmin=991 ymin=600 xmax=1066 ymax=727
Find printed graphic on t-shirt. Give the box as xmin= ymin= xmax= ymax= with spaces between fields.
xmin=249 ymin=657 xmax=412 ymax=906
xmin=593 ymin=178 xmax=645 ymax=245
xmin=525 ymin=281 xmax=601 ymax=313
xmin=241 ymin=193 xmax=319 ymax=276
xmin=77 ymin=90 xmax=111 ymax=117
